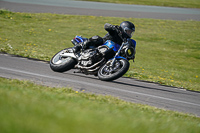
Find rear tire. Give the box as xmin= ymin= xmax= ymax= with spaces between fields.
xmin=98 ymin=59 xmax=129 ymax=81
xmin=50 ymin=48 xmax=77 ymax=72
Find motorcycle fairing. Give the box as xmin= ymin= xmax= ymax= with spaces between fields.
xmin=103 ymin=40 xmax=120 ymax=52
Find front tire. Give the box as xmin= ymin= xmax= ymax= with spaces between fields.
xmin=50 ymin=48 xmax=77 ymax=72
xmin=98 ymin=59 xmax=129 ymax=81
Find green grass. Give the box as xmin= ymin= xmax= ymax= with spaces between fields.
xmin=81 ymin=0 xmax=200 ymax=8
xmin=0 ymin=77 xmax=200 ymax=133
xmin=0 ymin=10 xmax=200 ymax=91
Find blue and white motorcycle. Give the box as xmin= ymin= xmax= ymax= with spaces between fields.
xmin=50 ymin=36 xmax=136 ymax=81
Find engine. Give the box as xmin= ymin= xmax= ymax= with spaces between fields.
xmin=77 ymin=45 xmax=114 ymax=70
xmin=78 ymin=49 xmax=101 ymax=67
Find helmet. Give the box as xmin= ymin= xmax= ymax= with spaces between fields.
xmin=120 ymin=21 xmax=135 ymax=38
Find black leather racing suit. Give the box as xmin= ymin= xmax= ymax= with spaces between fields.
xmin=102 ymin=23 xmax=123 ymax=45
xmin=86 ymin=23 xmax=123 ymax=48
xmin=73 ymin=23 xmax=124 ymax=52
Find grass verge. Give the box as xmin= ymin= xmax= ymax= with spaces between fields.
xmin=0 ymin=10 xmax=200 ymax=91
xmin=0 ymin=77 xmax=200 ymax=133
xmin=81 ymin=0 xmax=200 ymax=8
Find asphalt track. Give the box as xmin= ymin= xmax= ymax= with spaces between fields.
xmin=0 ymin=54 xmax=200 ymax=116
xmin=1 ymin=0 xmax=200 ymax=20
xmin=0 ymin=0 xmax=200 ymax=116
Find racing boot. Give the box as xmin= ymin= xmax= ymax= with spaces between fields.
xmin=72 ymin=44 xmax=82 ymax=53
xmin=72 ymin=40 xmax=91 ymax=53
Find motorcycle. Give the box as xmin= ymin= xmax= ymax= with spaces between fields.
xmin=50 ymin=35 xmax=136 ymax=81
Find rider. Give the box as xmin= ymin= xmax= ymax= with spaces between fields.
xmin=72 ymin=21 xmax=136 ymax=59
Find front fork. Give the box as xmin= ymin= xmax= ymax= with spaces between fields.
xmin=110 ymin=43 xmax=126 ymax=67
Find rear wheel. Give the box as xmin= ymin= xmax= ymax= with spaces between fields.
xmin=50 ymin=48 xmax=77 ymax=72
xmin=98 ymin=58 xmax=129 ymax=81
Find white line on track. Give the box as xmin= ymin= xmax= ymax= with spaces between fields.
xmin=0 ymin=66 xmax=200 ymax=107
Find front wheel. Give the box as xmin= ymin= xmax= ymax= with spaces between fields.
xmin=98 ymin=59 xmax=129 ymax=81
xmin=50 ymin=48 xmax=77 ymax=72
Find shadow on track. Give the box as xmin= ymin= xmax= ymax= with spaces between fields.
xmin=112 ymin=80 xmax=200 ymax=95
xmin=63 ymin=71 xmax=195 ymax=95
